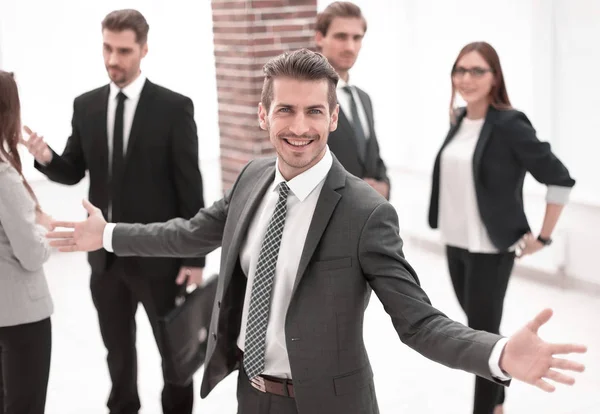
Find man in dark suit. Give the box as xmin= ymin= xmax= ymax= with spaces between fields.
xmin=316 ymin=2 xmax=390 ymax=199
xmin=48 ymin=49 xmax=586 ymax=414
xmin=22 ymin=9 xmax=204 ymax=414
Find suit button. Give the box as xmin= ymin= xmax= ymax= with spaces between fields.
xmin=217 ymin=301 xmax=221 ymax=309
xmin=212 ymin=332 xmax=217 ymax=340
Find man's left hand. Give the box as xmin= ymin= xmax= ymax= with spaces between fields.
xmin=364 ymin=178 xmax=389 ymax=199
xmin=500 ymin=308 xmax=586 ymax=392
xmin=176 ymin=266 xmax=203 ymax=287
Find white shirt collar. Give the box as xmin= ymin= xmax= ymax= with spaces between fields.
xmin=109 ymin=72 xmax=147 ymax=101
xmin=273 ymin=147 xmax=333 ymax=202
xmin=337 ymin=76 xmax=351 ymax=90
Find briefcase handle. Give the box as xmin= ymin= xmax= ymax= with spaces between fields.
xmin=175 ymin=276 xmax=190 ymax=307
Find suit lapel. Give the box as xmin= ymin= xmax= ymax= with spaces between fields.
xmin=222 ymin=166 xmax=275 ymax=288
xmin=441 ymin=107 xmax=467 ymax=151
xmin=354 ymin=88 xmax=378 ymax=168
xmin=472 ymin=106 xmax=498 ymax=177
xmin=291 ymin=158 xmax=346 ymax=296
xmin=124 ymin=79 xmax=154 ymax=165
xmin=90 ymin=86 xmax=110 ymax=204
xmin=355 ymin=88 xmax=374 ymax=135
xmin=337 ymin=108 xmax=366 ymax=165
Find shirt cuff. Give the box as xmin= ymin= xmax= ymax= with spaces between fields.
xmin=103 ymin=223 xmax=116 ymax=252
xmin=546 ymin=185 xmax=572 ymax=205
xmin=489 ymin=338 xmax=511 ymax=380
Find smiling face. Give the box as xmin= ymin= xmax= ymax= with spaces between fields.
xmin=258 ymin=77 xmax=339 ymax=180
xmin=452 ymin=51 xmax=495 ymax=107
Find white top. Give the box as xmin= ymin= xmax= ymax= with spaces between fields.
xmin=107 ymin=72 xmax=146 ymax=163
xmin=102 ymin=145 xmax=509 ymax=380
xmin=439 ymin=117 xmax=499 ymax=253
xmin=336 ymin=77 xmax=371 ymax=139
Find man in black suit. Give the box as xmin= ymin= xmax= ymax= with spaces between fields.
xmin=22 ymin=9 xmax=204 ymax=414
xmin=316 ymin=2 xmax=390 ymax=199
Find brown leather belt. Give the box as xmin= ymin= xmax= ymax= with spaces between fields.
xmin=250 ymin=374 xmax=295 ymax=398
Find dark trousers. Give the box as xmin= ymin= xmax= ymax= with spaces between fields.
xmin=90 ymin=256 xmax=193 ymax=414
xmin=445 ymin=246 xmax=514 ymax=414
xmin=237 ymin=369 xmax=298 ymax=414
xmin=0 ymin=318 xmax=52 ymax=414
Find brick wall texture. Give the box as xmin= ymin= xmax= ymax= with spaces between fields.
xmin=211 ymin=0 xmax=318 ymax=190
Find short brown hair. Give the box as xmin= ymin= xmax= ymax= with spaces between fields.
xmin=261 ymin=49 xmax=339 ymax=113
xmin=102 ymin=9 xmax=149 ymax=45
xmin=316 ymin=1 xmax=367 ymax=36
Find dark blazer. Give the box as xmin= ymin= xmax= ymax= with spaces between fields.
xmin=35 ymin=79 xmax=205 ymax=275
xmin=428 ymin=106 xmax=575 ymax=250
xmin=328 ymin=87 xmax=390 ymax=195
xmin=111 ymin=156 xmax=506 ymax=414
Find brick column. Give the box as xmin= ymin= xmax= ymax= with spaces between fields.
xmin=211 ymin=0 xmax=318 ymax=190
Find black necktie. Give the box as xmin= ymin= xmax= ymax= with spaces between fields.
xmin=111 ymin=91 xmax=127 ymax=222
xmin=342 ymin=86 xmax=367 ymax=160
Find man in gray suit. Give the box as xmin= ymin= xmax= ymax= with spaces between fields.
xmin=48 ymin=49 xmax=586 ymax=414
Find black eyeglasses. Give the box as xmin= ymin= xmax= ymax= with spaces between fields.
xmin=452 ymin=66 xmax=494 ymax=78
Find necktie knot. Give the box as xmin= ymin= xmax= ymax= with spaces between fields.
xmin=117 ymin=91 xmax=127 ymax=103
xmin=278 ymin=182 xmax=290 ymax=199
xmin=342 ymin=85 xmax=353 ymax=95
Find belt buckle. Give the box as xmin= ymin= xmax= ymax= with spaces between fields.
xmin=250 ymin=375 xmax=267 ymax=393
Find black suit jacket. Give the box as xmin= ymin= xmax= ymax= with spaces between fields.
xmin=35 ymin=79 xmax=205 ymax=275
xmin=428 ymin=106 xmax=575 ymax=250
xmin=328 ymin=87 xmax=390 ymax=197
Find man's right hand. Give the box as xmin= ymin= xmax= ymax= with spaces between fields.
xmin=47 ymin=199 xmax=107 ymax=252
xmin=21 ymin=125 xmax=53 ymax=165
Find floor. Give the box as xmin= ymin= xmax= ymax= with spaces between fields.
xmin=21 ymin=163 xmax=598 ymax=414
xmin=41 ymin=243 xmax=599 ymax=414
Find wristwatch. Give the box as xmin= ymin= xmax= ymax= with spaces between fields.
xmin=537 ymin=235 xmax=552 ymax=246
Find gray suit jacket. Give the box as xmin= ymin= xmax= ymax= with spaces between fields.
xmin=0 ymin=162 xmax=53 ymax=327
xmin=112 ymin=156 xmax=505 ymax=413
xmin=328 ymin=87 xmax=390 ymax=197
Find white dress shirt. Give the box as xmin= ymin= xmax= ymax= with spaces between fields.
xmin=236 ymin=148 xmax=333 ymax=378
xmin=106 ymin=72 xmax=146 ymax=220
xmin=336 ymin=77 xmax=371 ymax=140
xmin=103 ymin=146 xmax=509 ymax=380
xmin=107 ymin=72 xmax=146 ymax=165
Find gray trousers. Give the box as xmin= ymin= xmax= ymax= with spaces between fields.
xmin=236 ymin=369 xmax=298 ymax=414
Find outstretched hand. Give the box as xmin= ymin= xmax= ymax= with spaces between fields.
xmin=501 ymin=308 xmax=586 ymax=392
xmin=47 ymin=199 xmax=107 ymax=252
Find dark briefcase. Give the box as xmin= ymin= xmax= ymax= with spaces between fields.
xmin=158 ymin=274 xmax=218 ymax=386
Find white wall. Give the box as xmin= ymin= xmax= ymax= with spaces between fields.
xmin=0 ymin=0 xmax=221 ymax=190
xmin=2 ymin=0 xmax=599 ymax=287
xmin=317 ymin=0 xmax=600 ymax=287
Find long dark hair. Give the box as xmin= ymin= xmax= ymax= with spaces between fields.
xmin=449 ymin=42 xmax=512 ymax=122
xmin=0 ymin=71 xmax=40 ymax=210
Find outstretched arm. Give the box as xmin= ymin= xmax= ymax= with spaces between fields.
xmin=360 ymin=201 xmax=586 ymax=390
xmin=47 ymin=195 xmax=228 ymax=259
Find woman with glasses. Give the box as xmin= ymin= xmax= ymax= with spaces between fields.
xmin=427 ymin=42 xmax=575 ymax=414
xmin=0 ymin=70 xmax=54 ymax=414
